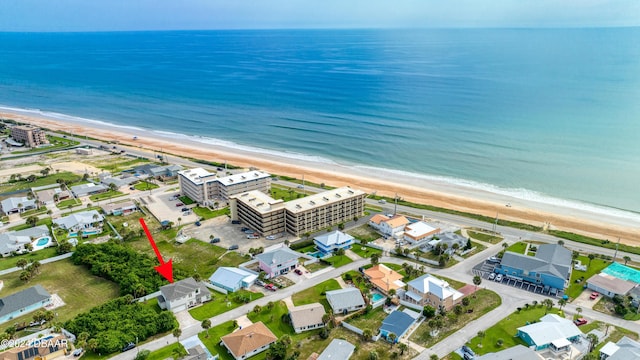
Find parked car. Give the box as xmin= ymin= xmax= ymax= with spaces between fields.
xmin=462 ymin=346 xmax=476 ymax=356
xmin=590 ymin=292 xmax=599 ymax=300
xmin=72 ymin=348 xmax=83 ymax=357
xmin=550 ymin=288 xmax=558 ymax=296
xmin=574 ymin=318 xmax=588 ymax=326
xmin=266 ymin=235 xmax=276 ymax=240
xmin=463 ymin=353 xmax=474 ymax=360
xmin=265 ymin=284 xmax=277 ymax=291
xmin=241 ymin=227 xmax=250 ymax=232
xmin=175 ymin=203 xmax=184 ymax=207
xmin=181 ymin=207 xmax=189 ymax=212
xmin=129 ymin=186 xmax=135 ymax=190
xmin=210 ymin=237 xmax=220 ymax=243
xmin=228 ymin=244 xmax=239 ymax=250
xmin=495 ymin=274 xmax=503 ymax=282
xmin=297 ymin=185 xmax=304 ymax=189
xmin=487 ymin=256 xmax=500 ymax=263
xmin=231 ymin=220 xmax=241 ymax=224
xmin=195 ymin=221 xmax=201 ymax=226
xmin=294 ymin=269 xmax=303 ymax=275
xmin=244 ymin=229 xmax=254 ymax=234
xmin=488 ymin=272 xmax=496 ymax=280
xmin=122 ymin=343 xmax=136 ymax=352
xmin=247 ymin=235 xmax=259 ymax=239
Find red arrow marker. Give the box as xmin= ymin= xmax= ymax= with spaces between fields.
xmin=139 ymin=218 xmax=174 ymax=283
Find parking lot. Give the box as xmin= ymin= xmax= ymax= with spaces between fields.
xmin=141 ymin=191 xmax=199 ymax=225
xmin=472 ymin=258 xmax=563 ymax=298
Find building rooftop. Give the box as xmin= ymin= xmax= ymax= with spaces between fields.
xmin=217 ymin=171 xmax=270 ymax=186
xmin=404 ymin=221 xmax=438 ymax=238
xmin=256 ymin=248 xmax=300 ymax=266
xmin=209 ymin=267 xmax=257 ymax=290
xmin=369 ymin=214 xmax=389 ymax=225
xmin=383 ymin=215 xmax=410 ymax=229
xmin=289 ymin=303 xmax=326 ymax=330
xmin=178 ymin=167 xmax=217 ymax=185
xmin=407 ymin=274 xmax=463 ymax=301
xmin=314 ymin=231 xmax=354 ymax=248
xmin=588 ymin=273 xmax=637 ymax=295
xmin=0 ymin=196 xmax=36 ymax=212
xmin=53 ymin=210 xmax=103 ymax=230
xmin=364 ymin=264 xmax=405 ymax=293
xmin=380 ymin=310 xmax=416 ymax=338
xmin=476 ymin=344 xmax=544 ymax=360
xmin=101 ymin=201 xmax=137 ymax=214
xmin=326 ymin=288 xmax=365 ymax=312
xmin=0 ymin=285 xmax=51 ymax=319
xmin=317 ymin=339 xmax=355 ymax=360
xmin=220 ymin=322 xmax=277 ymax=359
xmin=501 ymin=244 xmax=572 ymax=281
xmin=70 ymin=183 xmax=108 ymax=197
xmin=160 ymin=277 xmax=207 ymax=302
xmin=234 ymin=190 xmax=285 ymax=214
xmin=285 ymin=187 xmax=365 ymax=214
xmin=517 ymin=314 xmax=583 ymax=347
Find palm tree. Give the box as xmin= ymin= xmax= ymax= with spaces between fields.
xmin=624 ymin=256 xmax=631 ymax=265
xmin=17 ymin=203 xmax=23 ymax=213
xmin=398 ymin=342 xmax=408 ymax=355
xmin=557 ymin=240 xmax=565 ymax=245
xmin=370 ymin=253 xmax=380 ymax=265
xmin=576 ymin=307 xmax=582 ymax=317
xmin=588 ymin=253 xmax=596 ymax=266
xmin=16 ymin=258 xmax=28 ymax=270
xmin=587 ymin=333 xmax=599 ymax=352
xmin=430 ymin=354 xmax=439 ymax=360
xmin=477 ymin=330 xmax=486 ymax=347
xmin=473 ymin=275 xmax=482 ymax=292
xmin=558 ymin=298 xmax=567 ymax=310
xmin=502 ymin=242 xmax=509 ymax=250
xmin=172 ymin=328 xmax=182 ymax=342
xmin=177 ymin=217 xmax=182 ymax=228
xmin=389 ymin=289 xmax=396 ymax=298
xmin=20 ymin=270 xmax=32 ymax=283
xmin=30 ymin=260 xmax=41 ymax=274
xmin=362 ymin=328 xmax=373 ymax=342
xmin=201 ymin=319 xmax=211 ymax=338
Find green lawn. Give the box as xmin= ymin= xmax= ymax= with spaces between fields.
xmin=345 ymin=307 xmax=387 ymax=332
xmin=463 ymin=306 xmax=562 ymax=355
xmin=189 ymin=289 xmax=264 ymax=321
xmin=2 ymin=171 xmax=81 ymax=193
xmin=323 ymin=255 xmax=353 ymax=267
xmin=192 ymin=206 xmax=230 ymax=220
xmin=410 ymin=289 xmax=502 ymax=348
xmin=247 ymin=301 xmax=291 ymax=337
xmin=0 ymin=247 xmax=58 ymax=271
xmin=9 ymin=217 xmax=52 ymax=231
xmin=460 ymin=241 xmax=487 ymax=258
xmin=304 ymin=261 xmax=330 ymax=272
xmin=179 ymin=195 xmax=195 ymax=205
xmin=467 ymin=230 xmax=503 ymax=244
xmin=270 ymin=185 xmax=306 ymax=202
xmin=0 ymin=258 xmax=120 ymax=333
xmin=565 ymin=255 xmax=610 ymax=299
xmin=147 ymin=343 xmax=187 ymax=360
xmin=12 ymin=135 xmax=79 ymax=154
xmin=88 ymin=157 xmax=153 ymax=173
xmin=19 ymin=207 xmax=49 ymax=218
xmin=89 ymin=190 xmax=126 ymax=201
xmin=506 ymin=242 xmax=527 ymax=254
xmin=56 ymin=198 xmax=82 ymax=209
xmin=350 ymin=245 xmax=383 ymax=258
xmin=133 ymin=181 xmax=159 ymax=191
xmin=292 ymin=279 xmax=342 ymax=311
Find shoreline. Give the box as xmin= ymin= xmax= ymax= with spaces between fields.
xmin=2 ymin=110 xmax=640 ymax=246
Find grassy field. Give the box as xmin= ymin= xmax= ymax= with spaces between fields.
xmin=133 ymin=181 xmax=159 ymax=191
xmin=305 ymin=261 xmax=330 ymax=272
xmin=348 ymin=224 xmax=381 ymax=243
xmin=179 ymin=195 xmax=195 ymax=205
xmin=345 ymin=307 xmax=387 ymax=332
xmin=505 ymin=242 xmax=527 ymax=254
xmin=12 ymin=135 xmax=79 ymax=154
xmin=147 ymin=343 xmax=187 ymax=360
xmin=9 ymin=217 xmax=52 ymax=231
xmin=324 ymin=254 xmax=353 ymax=267
xmin=19 ymin=207 xmax=49 ymax=218
xmin=87 ymin=156 xmax=152 ymax=173
xmin=467 ymin=230 xmax=503 ymax=244
xmin=350 ymin=244 xmax=383 ymax=258
xmin=0 ymin=247 xmax=58 ymax=271
xmin=247 ymin=301 xmax=291 ymax=337
xmin=292 ymin=279 xmax=342 ymax=311
xmin=270 ymin=185 xmax=306 ymax=201
xmin=189 ymin=289 xmax=264 ymax=321
xmin=0 ymin=258 xmax=120 ymax=333
xmin=56 ymin=198 xmax=82 ymax=209
xmin=1 ymin=171 xmax=81 ymax=193
xmin=550 ymin=230 xmax=640 ymax=256
xmin=410 ymin=289 xmax=501 ymax=348
xmin=463 ymin=306 xmax=562 ymax=355
xmin=89 ymin=190 xmax=126 ymax=201
xmin=565 ymin=255 xmax=610 ymax=299
xmin=460 ymin=241 xmax=487 ymax=258
xmin=192 ymin=206 xmax=230 ymax=220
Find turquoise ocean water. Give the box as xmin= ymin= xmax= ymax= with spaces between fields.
xmin=0 ymin=28 xmax=639 ymax=213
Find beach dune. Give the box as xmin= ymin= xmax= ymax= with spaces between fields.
xmin=3 ymin=111 xmax=639 ymax=246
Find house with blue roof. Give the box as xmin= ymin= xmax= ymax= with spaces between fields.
xmin=379 ymin=309 xmax=420 ymax=343
xmin=314 ymin=231 xmax=354 ymax=254
xmin=209 ymin=267 xmax=258 ymax=293
xmin=495 ymin=244 xmax=572 ymax=291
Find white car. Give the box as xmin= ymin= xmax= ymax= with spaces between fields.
xmin=266 ymin=235 xmax=276 ymax=240
xmin=488 ymin=272 xmax=496 ymax=280
xmin=495 ymin=274 xmax=503 ymax=282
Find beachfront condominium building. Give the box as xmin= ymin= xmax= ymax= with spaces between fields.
xmin=230 ymin=187 xmax=366 ymax=237
xmin=10 ymin=125 xmax=49 ymax=148
xmin=178 ymin=167 xmax=271 ymax=205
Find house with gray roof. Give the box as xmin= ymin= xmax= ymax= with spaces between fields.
xmin=256 ymin=247 xmax=301 ymax=278
xmin=0 ymin=196 xmax=36 ymax=215
xmin=326 ymin=288 xmax=365 ymax=315
xmin=0 ymin=285 xmax=52 ymax=325
xmin=101 ymin=201 xmax=138 ymax=216
xmin=403 ymin=273 xmax=464 ymax=311
xmin=53 ymin=210 xmax=104 ymax=234
xmin=379 ymin=309 xmax=419 ymax=343
xmin=34 ymin=186 xmax=70 ymax=205
xmin=157 ymin=277 xmax=211 ymax=313
xmin=476 ymin=344 xmax=544 ymax=360
xmin=100 ymin=175 xmax=139 ymax=189
xmin=134 ymin=164 xmax=183 ymax=180
xmin=208 ymin=267 xmax=257 ymax=293
xmin=70 ymin=183 xmax=108 ymax=197
xmin=600 ymin=336 xmax=640 ymax=360
xmin=317 ymin=339 xmax=355 ymax=360
xmin=495 ymin=244 xmax=572 ymax=290
xmin=0 ymin=225 xmax=50 ymax=257
xmin=517 ymin=314 xmax=583 ymax=351
xmin=289 ymin=303 xmax=326 ymax=334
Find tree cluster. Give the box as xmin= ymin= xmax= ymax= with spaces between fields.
xmin=71 ymin=242 xmax=173 ymax=296
xmin=65 ymin=295 xmax=177 ymax=354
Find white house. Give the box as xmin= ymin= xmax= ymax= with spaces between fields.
xmin=53 ymin=210 xmax=104 ymax=233
xmin=0 ymin=225 xmax=50 ymax=257
xmin=0 ymin=196 xmax=37 ymax=214
xmin=368 ymin=214 xmax=409 ymax=238
xmin=289 ymin=303 xmax=326 ymax=333
xmin=208 ymin=267 xmax=257 ymax=293
xmin=157 ymin=277 xmax=211 ymax=313
xmin=326 ymin=288 xmax=366 ymax=315
xmin=403 ymin=221 xmax=440 ymax=244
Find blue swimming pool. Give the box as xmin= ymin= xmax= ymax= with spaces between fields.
xmin=603 ymin=262 xmax=640 ymax=283
xmin=371 ymin=293 xmax=386 ymax=302
xmin=69 ymin=229 xmax=99 ymax=237
xmin=36 ymin=237 xmax=50 ymax=246
xmin=307 ymin=251 xmax=326 ymax=258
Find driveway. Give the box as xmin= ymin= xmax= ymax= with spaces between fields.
xmin=573 ymin=290 xmax=597 ymax=309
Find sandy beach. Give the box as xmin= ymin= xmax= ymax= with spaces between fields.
xmin=3 ymin=110 xmax=640 ymax=246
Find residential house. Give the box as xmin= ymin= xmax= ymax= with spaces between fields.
xmin=517 ymin=314 xmax=583 ymax=351
xmin=495 ymin=244 xmax=572 ymax=291
xmin=0 ymin=225 xmax=50 ymax=257
xmin=208 ymin=267 xmax=258 ymax=293
xmin=157 ymin=277 xmax=211 ymax=313
xmin=53 ymin=210 xmax=104 ymax=233
xmin=363 ymin=264 xmax=405 ymax=295
xmin=220 ymin=321 xmax=277 ymax=360
xmin=369 ymin=215 xmax=409 ymax=238
xmin=136 ymin=164 xmax=184 ymax=181
xmin=289 ymin=303 xmax=326 ymax=333
xmin=403 ymin=221 xmax=440 ymax=244
xmin=424 ymin=232 xmax=467 ymax=253
xmin=587 ymin=273 xmax=637 ymax=298
xmin=33 ymin=185 xmax=70 ymax=206
xmin=100 ymin=175 xmax=139 ymax=189
xmin=379 ymin=309 xmax=420 ymax=343
xmin=183 ymin=345 xmax=208 ymax=360
xmin=317 ymin=339 xmax=355 ymax=360
xmin=600 ymin=336 xmax=640 ymax=360
xmin=70 ymin=183 xmax=108 ymax=197
xmin=326 ymin=288 xmax=366 ymax=315
xmin=475 ymin=345 xmax=544 ymax=360
xmin=314 ymin=231 xmax=354 ymax=254
xmin=368 ymin=214 xmax=389 ymax=231
xmin=0 ymin=334 xmax=67 ymax=360
xmin=255 ymin=247 xmax=300 ymax=278
xmin=101 ymin=201 xmax=138 ymax=216
xmin=403 ymin=274 xmax=464 ymax=311
xmin=0 ymin=285 xmax=52 ymax=325
xmin=0 ymin=196 xmax=36 ymax=214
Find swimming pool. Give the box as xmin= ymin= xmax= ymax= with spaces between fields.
xmin=371 ymin=293 xmax=386 ymax=302
xmin=307 ymin=251 xmax=326 ymax=258
xmin=36 ymin=237 xmax=50 ymax=246
xmin=602 ymin=262 xmax=640 ymax=283
xmin=69 ymin=229 xmax=100 ymax=237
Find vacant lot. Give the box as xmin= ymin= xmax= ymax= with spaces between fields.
xmin=565 ymin=255 xmax=610 ymax=299
xmin=348 ymin=224 xmax=381 ymax=243
xmin=189 ymin=289 xmax=264 ymax=321
xmin=292 ymin=278 xmax=342 ymax=311
xmin=467 ymin=230 xmax=503 ymax=244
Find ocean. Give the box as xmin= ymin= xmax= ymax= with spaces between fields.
xmin=1 ymin=28 xmax=639 ymax=214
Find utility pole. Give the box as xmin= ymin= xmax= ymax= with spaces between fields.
xmin=394 ymin=193 xmax=398 ymax=215
xmin=613 ymin=237 xmax=620 ymax=262
xmin=493 ymin=212 xmax=499 ymax=234
xmin=302 ymin=174 xmax=305 ymax=195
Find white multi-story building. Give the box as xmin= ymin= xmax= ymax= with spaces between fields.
xmin=178 ymin=167 xmax=271 ymax=205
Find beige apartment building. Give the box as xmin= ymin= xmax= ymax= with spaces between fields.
xmin=11 ymin=125 xmax=49 ymax=147
xmin=230 ymin=187 xmax=366 ymax=237
xmin=178 ymin=167 xmax=271 ymax=205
